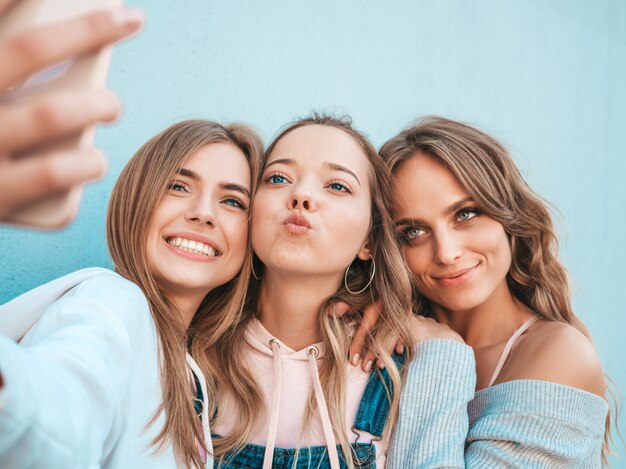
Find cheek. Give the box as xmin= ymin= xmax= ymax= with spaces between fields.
xmin=250 ymin=192 xmax=273 ymax=236
xmin=224 ymin=216 xmax=249 ymax=254
xmin=145 ymin=202 xmax=169 ymax=260
xmin=475 ymin=220 xmax=511 ymax=269
xmin=404 ymin=245 xmax=429 ymax=278
xmin=338 ymin=194 xmax=371 ymax=231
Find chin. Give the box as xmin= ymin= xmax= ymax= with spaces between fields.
xmin=437 ymin=294 xmax=487 ymax=313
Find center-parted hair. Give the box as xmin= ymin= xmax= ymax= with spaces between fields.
xmin=379 ymin=115 xmax=613 ymax=463
xmin=107 ymin=119 xmax=262 ymax=469
xmin=200 ymin=114 xmax=416 ymax=467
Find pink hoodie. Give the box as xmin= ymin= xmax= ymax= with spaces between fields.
xmin=212 ymin=318 xmax=388 ymax=468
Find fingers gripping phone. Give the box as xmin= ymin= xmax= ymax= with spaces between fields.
xmin=0 ymin=0 xmax=122 ymax=229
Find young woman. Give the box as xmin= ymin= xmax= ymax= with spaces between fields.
xmin=197 ymin=115 xmax=476 ymax=469
xmin=0 ymin=119 xmax=262 ymax=468
xmin=382 ymin=116 xmax=610 ymax=467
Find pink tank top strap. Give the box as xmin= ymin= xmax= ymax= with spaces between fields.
xmin=487 ymin=315 xmax=541 ymax=387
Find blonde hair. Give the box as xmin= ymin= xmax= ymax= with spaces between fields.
xmin=379 ymin=115 xmax=614 ymax=464
xmin=106 ymin=119 xmax=263 ymax=468
xmin=201 ymin=114 xmax=415 ymax=467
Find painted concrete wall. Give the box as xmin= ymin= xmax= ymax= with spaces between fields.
xmin=1 ymin=1 xmax=624 ymax=464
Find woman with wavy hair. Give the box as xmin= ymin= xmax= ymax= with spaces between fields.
xmin=0 ymin=119 xmax=262 ymax=468
xmin=382 ymin=116 xmax=610 ymax=467
xmin=197 ymin=114 xmax=475 ymax=469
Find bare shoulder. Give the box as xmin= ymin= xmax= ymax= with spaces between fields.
xmin=503 ymin=319 xmax=606 ymax=397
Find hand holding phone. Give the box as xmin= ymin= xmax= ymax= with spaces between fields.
xmin=0 ymin=0 xmax=143 ymax=229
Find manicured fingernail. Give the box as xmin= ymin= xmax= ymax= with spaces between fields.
xmin=377 ymin=359 xmax=385 ymax=369
xmin=365 ymin=360 xmax=373 ymax=372
xmin=351 ymin=354 xmax=360 ymax=366
xmin=398 ymin=344 xmax=405 ymax=354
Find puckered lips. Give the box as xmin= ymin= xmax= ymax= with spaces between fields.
xmin=282 ymin=213 xmax=311 ymax=235
xmin=163 ymin=231 xmax=222 ymax=262
xmin=432 ymin=262 xmax=480 ymax=287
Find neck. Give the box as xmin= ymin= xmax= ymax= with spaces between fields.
xmin=169 ymin=292 xmax=206 ymax=330
xmin=434 ymin=281 xmax=534 ymax=349
xmin=258 ymin=270 xmax=342 ymax=350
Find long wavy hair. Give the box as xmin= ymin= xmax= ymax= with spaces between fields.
xmin=199 ymin=114 xmax=416 ymax=467
xmin=379 ymin=115 xmax=614 ymax=464
xmin=106 ymin=119 xmax=262 ymax=468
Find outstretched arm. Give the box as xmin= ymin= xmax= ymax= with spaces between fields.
xmin=0 ymin=3 xmax=143 ymax=224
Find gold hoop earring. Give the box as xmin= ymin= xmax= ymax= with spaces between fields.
xmin=344 ymin=254 xmax=376 ymax=295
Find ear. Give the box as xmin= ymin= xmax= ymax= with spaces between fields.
xmin=356 ymin=242 xmax=371 ymax=261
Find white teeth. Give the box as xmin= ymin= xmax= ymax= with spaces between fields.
xmin=166 ymin=237 xmax=219 ymax=257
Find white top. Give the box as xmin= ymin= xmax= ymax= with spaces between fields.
xmin=0 ymin=268 xmax=213 ymax=469
xmin=487 ymin=315 xmax=541 ymax=387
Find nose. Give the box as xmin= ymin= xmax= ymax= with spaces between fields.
xmin=433 ymin=229 xmax=462 ymax=265
xmin=289 ymin=182 xmax=316 ymax=211
xmin=186 ymin=195 xmax=216 ymax=227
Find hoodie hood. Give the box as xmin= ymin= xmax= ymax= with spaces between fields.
xmin=245 ymin=318 xmax=327 ymax=360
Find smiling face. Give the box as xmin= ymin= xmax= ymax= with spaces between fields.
xmin=251 ymin=124 xmax=372 ymax=280
xmin=146 ymin=142 xmax=251 ymax=300
xmin=392 ymin=154 xmax=512 ymax=315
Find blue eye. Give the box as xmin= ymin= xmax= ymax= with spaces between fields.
xmin=223 ymin=198 xmax=247 ymax=210
xmin=405 ymin=227 xmax=424 ymax=239
xmin=457 ymin=208 xmax=479 ymax=222
xmin=266 ymin=172 xmax=289 ymax=185
xmin=168 ymin=181 xmax=189 ymax=193
xmin=330 ymin=182 xmax=347 ymax=191
xmin=327 ymin=180 xmax=352 ymax=193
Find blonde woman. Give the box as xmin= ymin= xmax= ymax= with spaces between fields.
xmin=0 ymin=120 xmax=262 ymax=468
xmin=198 ymin=115 xmax=475 ymax=468
xmin=383 ymin=116 xmax=609 ymax=467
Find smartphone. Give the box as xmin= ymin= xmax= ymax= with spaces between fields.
xmin=0 ymin=0 xmax=123 ymax=229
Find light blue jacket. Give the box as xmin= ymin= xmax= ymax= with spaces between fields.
xmin=0 ymin=269 xmax=213 ymax=469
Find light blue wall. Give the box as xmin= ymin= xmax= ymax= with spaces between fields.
xmin=1 ymin=0 xmax=624 ymax=464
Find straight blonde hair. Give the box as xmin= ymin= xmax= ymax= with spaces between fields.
xmin=199 ymin=114 xmax=416 ymax=468
xmin=107 ymin=119 xmax=262 ymax=468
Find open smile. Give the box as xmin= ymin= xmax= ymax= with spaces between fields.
xmin=164 ymin=235 xmax=221 ymax=261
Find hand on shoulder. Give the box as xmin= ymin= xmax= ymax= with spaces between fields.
xmin=410 ymin=314 xmax=465 ymax=344
xmin=504 ymin=320 xmax=605 ymax=397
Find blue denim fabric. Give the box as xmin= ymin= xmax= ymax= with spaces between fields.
xmin=215 ymin=352 xmax=406 ymax=468
xmin=216 ymin=442 xmax=376 ymax=469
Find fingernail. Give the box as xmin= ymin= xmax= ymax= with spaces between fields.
xmin=398 ymin=343 xmax=405 ymax=354
xmin=377 ymin=359 xmax=385 ymax=369
xmin=365 ymin=360 xmax=373 ymax=372
xmin=351 ymin=353 xmax=360 ymax=366
xmin=114 ymin=8 xmax=145 ymax=28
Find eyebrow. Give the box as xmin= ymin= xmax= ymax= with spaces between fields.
xmin=394 ymin=196 xmax=475 ymax=227
xmin=176 ymin=168 xmax=250 ymax=198
xmin=324 ymin=162 xmax=361 ymax=187
xmin=176 ymin=168 xmax=200 ymax=180
xmin=264 ymin=158 xmax=362 ymax=187
xmin=222 ymin=183 xmax=251 ymax=198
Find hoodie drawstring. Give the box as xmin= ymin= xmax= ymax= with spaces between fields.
xmin=263 ymin=339 xmax=283 ymax=469
xmin=307 ymin=345 xmax=340 ymax=469
xmin=263 ymin=341 xmax=340 ymax=469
